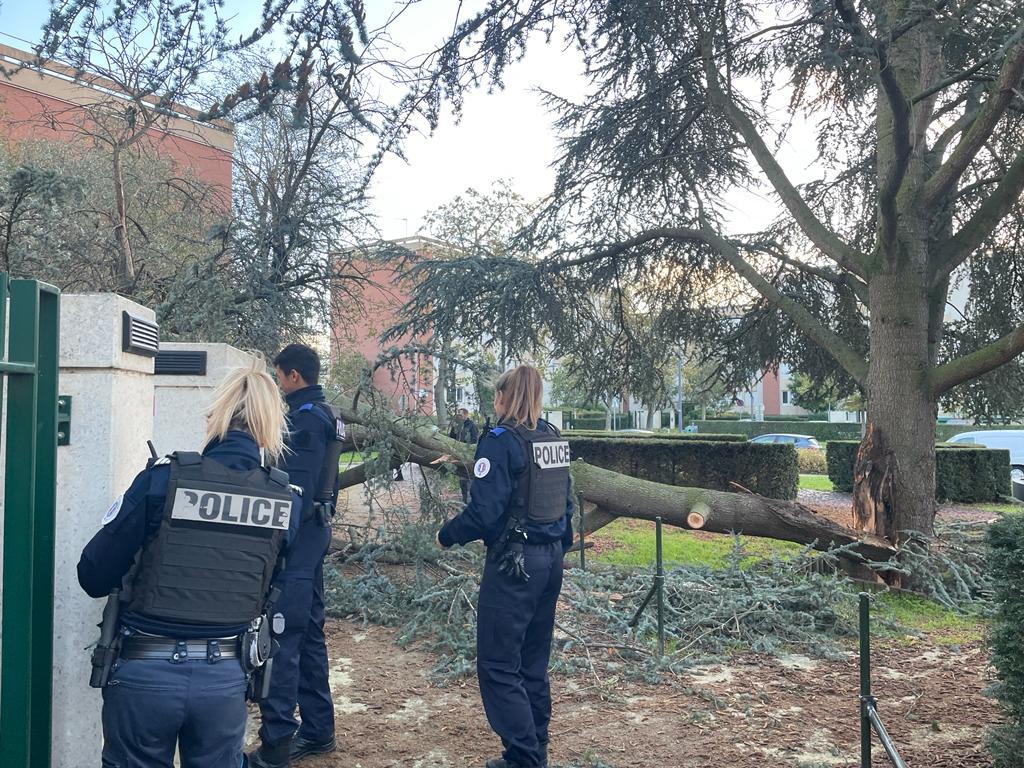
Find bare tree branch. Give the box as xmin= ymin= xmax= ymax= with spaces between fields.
xmin=921 ymin=40 xmax=1024 ymax=209
xmin=931 ymin=323 xmax=1024 ymax=395
xmin=834 ymin=0 xmax=913 ymax=246
xmin=701 ymin=47 xmax=868 ymax=278
xmin=932 ymin=145 xmax=1024 ymax=284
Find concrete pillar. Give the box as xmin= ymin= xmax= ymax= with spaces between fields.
xmin=51 ymin=294 xmax=156 ymax=768
xmin=153 ymin=342 xmax=261 ymax=452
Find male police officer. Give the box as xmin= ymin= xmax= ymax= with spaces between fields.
xmin=248 ymin=344 xmax=344 ymax=767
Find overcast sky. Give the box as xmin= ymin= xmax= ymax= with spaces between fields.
xmin=1 ymin=1 xmax=807 ymax=241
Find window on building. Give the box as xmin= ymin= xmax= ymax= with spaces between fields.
xmin=782 ymin=391 xmax=790 ymax=405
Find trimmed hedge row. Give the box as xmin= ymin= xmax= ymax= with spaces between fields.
xmin=695 ymin=420 xmax=862 ymax=441
xmin=564 ymin=430 xmax=746 ymax=442
xmin=696 ymin=419 xmax=1024 ymax=443
xmin=826 ymin=440 xmax=1010 ymax=502
xmin=987 ymin=514 xmax=1024 ymax=766
xmin=566 ymin=437 xmax=799 ymax=500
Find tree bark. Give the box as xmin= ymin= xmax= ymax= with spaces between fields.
xmin=336 ymin=409 xmax=896 ymax=564
xmin=855 ymin=249 xmax=938 ymax=543
xmin=111 ymin=148 xmax=135 ymax=290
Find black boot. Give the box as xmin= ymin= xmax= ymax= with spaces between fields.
xmin=290 ymin=734 xmax=337 ymax=761
xmin=247 ymin=741 xmax=291 ymax=768
xmin=485 ymin=759 xmax=548 ymax=768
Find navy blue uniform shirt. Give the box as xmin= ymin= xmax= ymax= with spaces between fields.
xmin=282 ymin=385 xmax=334 ymax=509
xmin=438 ymin=419 xmax=574 ymax=550
xmin=77 ymin=430 xmax=301 ymax=637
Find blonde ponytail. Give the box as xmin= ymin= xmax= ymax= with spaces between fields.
xmin=205 ymin=361 xmax=287 ymax=462
xmin=495 ymin=365 xmax=544 ymax=430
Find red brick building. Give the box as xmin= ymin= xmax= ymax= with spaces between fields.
xmin=332 ymin=237 xmax=441 ymax=415
xmin=0 ymin=43 xmax=233 ymax=201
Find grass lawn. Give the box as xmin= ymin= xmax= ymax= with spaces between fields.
xmin=339 ymin=450 xmax=378 ymax=466
xmin=799 ymin=474 xmax=834 ymax=491
xmin=589 ymin=519 xmax=800 ymax=569
xmin=873 ymin=591 xmax=986 ymax=645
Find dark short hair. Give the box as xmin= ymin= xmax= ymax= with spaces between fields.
xmin=273 ymin=344 xmax=320 ymax=385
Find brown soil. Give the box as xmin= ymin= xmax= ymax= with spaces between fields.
xmin=798 ymin=488 xmax=1002 ymax=527
xmin=245 ymin=616 xmax=997 ymax=768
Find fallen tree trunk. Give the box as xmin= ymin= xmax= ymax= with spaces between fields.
xmin=335 ymin=407 xmax=896 ymax=563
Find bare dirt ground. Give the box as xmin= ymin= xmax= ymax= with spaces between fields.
xmin=245 ymin=614 xmax=997 ymax=768
xmin=798 ymin=488 xmax=1003 ymax=526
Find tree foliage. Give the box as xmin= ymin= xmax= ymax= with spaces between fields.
xmin=388 ymin=0 xmax=1024 ymax=540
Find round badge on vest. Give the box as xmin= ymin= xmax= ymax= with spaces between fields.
xmin=474 ymin=457 xmax=491 ymax=478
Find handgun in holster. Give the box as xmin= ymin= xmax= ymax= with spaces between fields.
xmin=89 ymin=587 xmax=124 ymax=688
xmin=244 ymin=586 xmax=285 ymax=701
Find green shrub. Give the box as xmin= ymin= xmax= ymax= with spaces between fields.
xmin=826 ymin=440 xmax=1010 ymax=501
xmin=564 ymin=430 xmax=745 ymax=442
xmin=796 ymin=448 xmax=828 ymax=474
xmin=987 ymin=514 xmax=1024 ymax=766
xmin=567 ymin=437 xmax=798 ymax=499
xmin=695 ymin=420 xmax=863 ymax=441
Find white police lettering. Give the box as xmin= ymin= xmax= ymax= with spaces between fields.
xmin=532 ymin=440 xmax=571 ymax=469
xmin=171 ymin=488 xmax=291 ymax=530
xmin=474 ymin=457 xmax=491 ymax=478
xmin=101 ymin=494 xmax=124 ymax=525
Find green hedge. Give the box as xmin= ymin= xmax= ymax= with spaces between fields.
xmin=567 ymin=437 xmax=798 ymax=499
xmin=564 ymin=430 xmax=745 ymax=442
xmin=826 ymin=440 xmax=1010 ymax=501
xmin=695 ymin=420 xmax=862 ymax=441
xmin=987 ymin=515 xmax=1024 ymax=766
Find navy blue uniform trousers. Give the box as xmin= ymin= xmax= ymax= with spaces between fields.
xmin=477 ymin=540 xmax=564 ymax=768
xmin=258 ymin=558 xmax=334 ymax=746
xmin=101 ymin=656 xmax=246 ymax=768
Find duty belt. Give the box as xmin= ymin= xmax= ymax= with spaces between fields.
xmin=120 ymin=635 xmax=240 ymax=662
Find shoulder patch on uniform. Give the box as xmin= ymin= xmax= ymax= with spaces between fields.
xmin=473 ymin=457 xmax=492 ymax=478
xmin=101 ymin=494 xmax=124 ymax=525
xmin=298 ymin=402 xmax=315 ymax=412
xmin=489 ymin=426 xmax=507 ymax=437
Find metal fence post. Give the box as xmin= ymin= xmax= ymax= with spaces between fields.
xmin=655 ymin=516 xmax=665 ymax=658
xmin=577 ymin=494 xmax=586 ymax=571
xmin=860 ymin=592 xmax=872 ymax=768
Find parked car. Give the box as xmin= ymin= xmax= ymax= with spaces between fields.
xmin=944 ymin=429 xmax=1024 ymax=482
xmin=750 ymin=433 xmax=822 ymax=450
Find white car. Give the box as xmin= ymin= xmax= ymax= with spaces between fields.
xmin=945 ymin=430 xmax=1024 ymax=482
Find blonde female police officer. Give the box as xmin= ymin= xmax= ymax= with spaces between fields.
xmin=78 ymin=364 xmax=301 ymax=768
xmin=437 ymin=365 xmax=574 ymax=768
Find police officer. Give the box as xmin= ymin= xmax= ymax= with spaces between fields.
xmin=437 ymin=365 xmax=574 ymax=768
xmin=249 ymin=344 xmax=343 ymax=767
xmin=78 ymin=364 xmax=301 ymax=768
xmin=448 ymin=406 xmax=480 ymax=501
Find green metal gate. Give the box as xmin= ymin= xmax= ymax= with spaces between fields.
xmin=0 ymin=273 xmax=60 ymax=768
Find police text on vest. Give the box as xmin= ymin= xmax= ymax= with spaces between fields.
xmin=171 ymin=489 xmax=291 ymax=529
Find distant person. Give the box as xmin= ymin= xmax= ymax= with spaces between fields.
xmin=436 ymin=366 xmax=574 ymax=768
xmin=249 ymin=344 xmax=344 ymax=767
xmin=448 ymin=407 xmax=480 ymax=501
xmin=78 ymin=364 xmax=301 ymax=768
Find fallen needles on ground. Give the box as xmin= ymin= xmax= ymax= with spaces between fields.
xmin=324 ymin=536 xmax=881 ymax=682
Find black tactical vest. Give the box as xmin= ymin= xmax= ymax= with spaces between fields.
xmin=125 ymin=452 xmax=292 ymax=626
xmin=508 ymin=423 xmax=572 ymax=524
xmin=312 ymin=402 xmax=347 ymax=502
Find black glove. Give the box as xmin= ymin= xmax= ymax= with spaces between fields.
xmin=498 ymin=542 xmax=530 ymax=582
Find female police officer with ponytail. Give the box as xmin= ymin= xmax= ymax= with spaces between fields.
xmin=78 ymin=364 xmax=301 ymax=768
xmin=437 ymin=365 xmax=574 ymax=768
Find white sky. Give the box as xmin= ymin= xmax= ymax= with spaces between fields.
xmin=0 ymin=0 xmax=810 ymax=241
